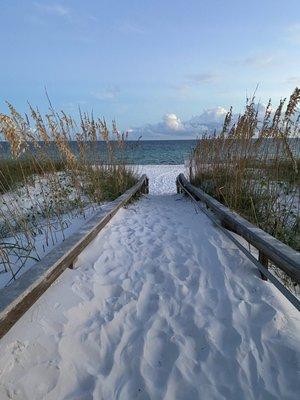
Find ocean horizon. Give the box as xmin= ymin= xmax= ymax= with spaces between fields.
xmin=1 ymin=138 xmax=299 ymax=165
xmin=0 ymin=139 xmax=198 ymax=165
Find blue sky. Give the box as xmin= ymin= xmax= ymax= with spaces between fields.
xmin=1 ymin=0 xmax=300 ymax=138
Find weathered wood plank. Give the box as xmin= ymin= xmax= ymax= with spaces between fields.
xmin=259 ymin=251 xmax=269 ymax=281
xmin=177 ymin=173 xmax=300 ymax=283
xmin=0 ymin=175 xmax=148 ymax=339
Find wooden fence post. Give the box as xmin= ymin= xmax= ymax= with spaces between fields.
xmin=259 ymin=251 xmax=269 ymax=280
xmin=176 ymin=173 xmax=300 ymax=285
xmin=142 ymin=177 xmax=149 ymax=194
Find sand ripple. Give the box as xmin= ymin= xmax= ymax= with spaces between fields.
xmin=0 ymin=195 xmax=299 ymax=399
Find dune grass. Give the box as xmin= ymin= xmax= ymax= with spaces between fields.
xmin=0 ymin=158 xmax=65 ymax=194
xmin=0 ymin=103 xmax=138 ymax=282
xmin=190 ymin=88 xmax=300 ymax=288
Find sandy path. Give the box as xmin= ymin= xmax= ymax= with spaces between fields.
xmin=0 ymin=194 xmax=299 ymax=399
xmin=135 ymin=165 xmax=186 ymax=194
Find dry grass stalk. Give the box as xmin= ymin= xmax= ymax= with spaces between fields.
xmin=0 ymin=102 xmax=137 ymax=284
xmin=190 ymin=88 xmax=300 ymax=290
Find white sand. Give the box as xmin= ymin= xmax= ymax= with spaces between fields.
xmin=0 ymin=172 xmax=104 ymax=288
xmin=135 ymin=164 xmax=187 ymax=194
xmin=0 ymin=166 xmax=299 ymax=399
xmin=0 ymin=164 xmax=185 ymax=288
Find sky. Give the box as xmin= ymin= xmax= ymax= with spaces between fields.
xmin=0 ymin=0 xmax=300 ymax=139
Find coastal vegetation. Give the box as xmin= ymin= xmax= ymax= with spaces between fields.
xmin=190 ymin=88 xmax=300 ymax=287
xmin=0 ymin=103 xmax=137 ymax=284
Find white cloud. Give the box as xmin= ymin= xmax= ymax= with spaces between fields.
xmin=186 ymin=72 xmax=220 ymax=84
xmin=287 ymin=23 xmax=300 ymax=44
xmin=128 ymin=102 xmax=276 ymax=139
xmin=284 ymin=76 xmax=300 ymax=85
xmin=34 ymin=2 xmax=70 ymax=17
xmin=62 ymin=100 xmax=88 ymax=111
xmin=189 ymin=107 xmax=227 ymax=126
xmin=163 ymin=114 xmax=183 ymax=131
xmin=172 ymin=84 xmax=192 ymax=99
xmin=117 ymin=21 xmax=145 ymax=34
xmin=129 ymin=107 xmax=230 ymax=139
xmin=171 ymin=72 xmax=220 ymax=100
xmin=242 ymin=55 xmax=275 ymax=68
xmin=92 ymin=87 xmax=120 ymax=101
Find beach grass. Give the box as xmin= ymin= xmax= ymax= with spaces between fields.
xmin=0 ymin=103 xmax=138 ymax=282
xmin=0 ymin=158 xmax=65 ymax=194
xmin=190 ymin=88 xmax=300 ymax=288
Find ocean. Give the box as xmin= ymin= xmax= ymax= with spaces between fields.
xmin=0 ymin=140 xmax=197 ymax=165
xmin=122 ymin=140 xmax=197 ymax=164
xmin=0 ymin=138 xmax=299 ymax=165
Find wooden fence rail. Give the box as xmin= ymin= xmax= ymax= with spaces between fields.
xmin=176 ymin=173 xmax=300 ymax=284
xmin=0 ymin=174 xmax=149 ymax=339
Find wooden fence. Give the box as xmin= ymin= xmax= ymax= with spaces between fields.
xmin=176 ymin=173 xmax=300 ymax=284
xmin=0 ymin=175 xmax=149 ymax=339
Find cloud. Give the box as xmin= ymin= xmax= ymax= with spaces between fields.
xmin=286 ymin=23 xmax=300 ymax=44
xmin=128 ymin=102 xmax=275 ymax=139
xmin=188 ymin=107 xmax=228 ymax=127
xmin=171 ymin=72 xmax=220 ymax=100
xmin=172 ymin=84 xmax=192 ymax=99
xmin=91 ymin=87 xmax=120 ymax=101
xmin=284 ymin=76 xmax=300 ymax=85
xmin=34 ymin=2 xmax=70 ymax=17
xmin=185 ymin=72 xmax=220 ymax=84
xmin=62 ymin=100 xmax=88 ymax=111
xmin=163 ymin=114 xmax=183 ymax=130
xmin=128 ymin=107 xmax=229 ymax=139
xmin=241 ymin=55 xmax=275 ymax=68
xmin=171 ymin=84 xmax=198 ymax=100
xmin=116 ymin=21 xmax=145 ymax=34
